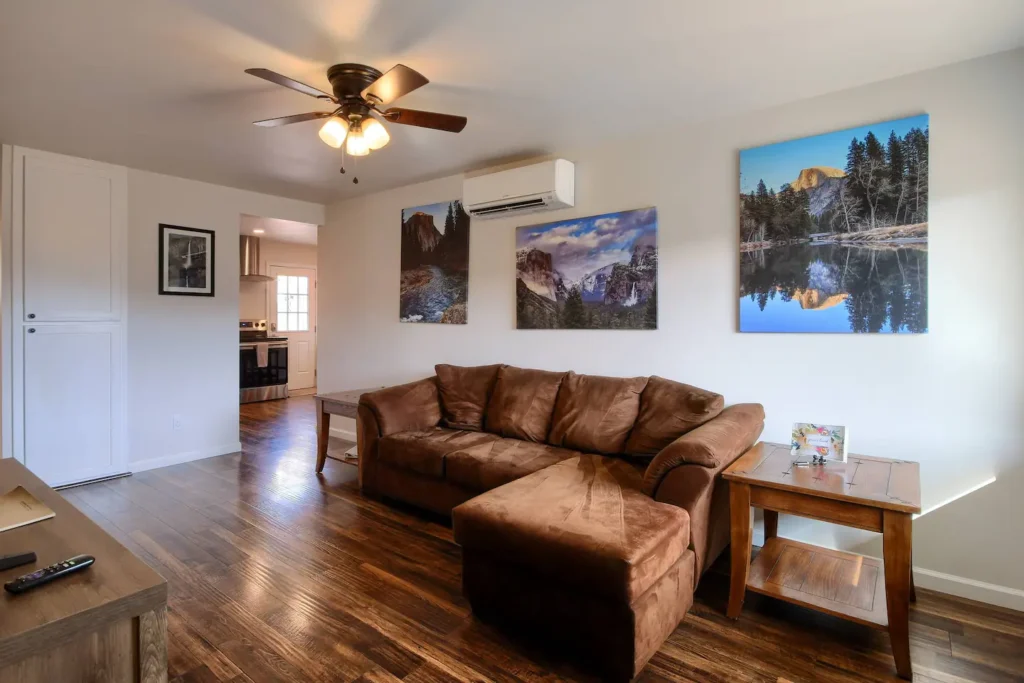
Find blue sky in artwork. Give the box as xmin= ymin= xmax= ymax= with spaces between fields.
xmin=740 ymin=114 xmax=929 ymax=195
xmin=402 ymin=201 xmax=452 ymax=234
xmin=516 ymin=207 xmax=657 ymax=282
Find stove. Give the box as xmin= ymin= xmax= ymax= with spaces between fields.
xmin=239 ymin=319 xmax=289 ymax=403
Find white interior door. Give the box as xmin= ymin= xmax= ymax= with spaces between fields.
xmin=23 ymin=324 xmax=125 ymax=486
xmin=269 ymin=265 xmax=316 ymax=391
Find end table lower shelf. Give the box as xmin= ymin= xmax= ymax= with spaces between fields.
xmin=748 ymin=537 xmax=888 ymax=630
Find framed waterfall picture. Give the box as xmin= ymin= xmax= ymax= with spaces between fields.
xmin=739 ymin=114 xmax=929 ymax=333
xmin=159 ymin=223 xmax=215 ymax=296
xmin=515 ymin=207 xmax=658 ymax=329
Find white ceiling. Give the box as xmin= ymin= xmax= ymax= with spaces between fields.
xmin=2 ymin=1 xmax=1022 ymax=204
xmin=240 ymin=215 xmax=318 ymax=245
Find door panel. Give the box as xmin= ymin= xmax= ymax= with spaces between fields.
xmin=23 ymin=324 xmax=125 ymax=486
xmin=18 ymin=152 xmax=125 ymax=321
xmin=269 ymin=265 xmax=316 ymax=391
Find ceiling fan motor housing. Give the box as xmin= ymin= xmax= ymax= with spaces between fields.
xmin=327 ymin=63 xmax=383 ymax=102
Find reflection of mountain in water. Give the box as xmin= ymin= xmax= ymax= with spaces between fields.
xmin=790 ymin=288 xmax=848 ymax=310
xmin=740 ymin=243 xmax=927 ymax=333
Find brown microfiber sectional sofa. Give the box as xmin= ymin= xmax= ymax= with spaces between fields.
xmin=357 ymin=364 xmax=764 ymax=680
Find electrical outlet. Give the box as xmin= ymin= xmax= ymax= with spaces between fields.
xmin=172 ymin=414 xmax=183 ymax=431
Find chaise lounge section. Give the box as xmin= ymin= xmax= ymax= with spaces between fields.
xmin=356 ymin=364 xmax=764 ymax=679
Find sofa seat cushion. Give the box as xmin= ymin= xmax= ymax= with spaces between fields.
xmin=453 ymin=454 xmax=690 ymax=603
xmin=435 ymin=363 xmax=504 ymax=431
xmin=445 ymin=438 xmax=581 ymax=491
xmin=485 ymin=366 xmax=567 ymax=442
xmin=378 ymin=428 xmax=500 ymax=478
xmin=625 ymin=376 xmax=725 ymax=456
xmin=548 ymin=372 xmax=649 ymax=454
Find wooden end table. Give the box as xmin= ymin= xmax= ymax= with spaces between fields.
xmin=315 ymin=388 xmax=381 ymax=472
xmin=722 ymin=442 xmax=921 ymax=680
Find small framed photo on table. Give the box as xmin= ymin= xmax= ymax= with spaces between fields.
xmin=791 ymin=423 xmax=847 ymax=463
xmin=159 ymin=224 xmax=215 ymax=296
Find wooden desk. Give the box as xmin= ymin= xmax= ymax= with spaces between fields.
xmin=315 ymin=388 xmax=381 ymax=472
xmin=0 ymin=459 xmax=168 ymax=682
xmin=722 ymin=442 xmax=921 ymax=680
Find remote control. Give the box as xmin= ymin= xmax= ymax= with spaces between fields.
xmin=0 ymin=552 xmax=36 ymax=572
xmin=4 ymin=555 xmax=94 ymax=594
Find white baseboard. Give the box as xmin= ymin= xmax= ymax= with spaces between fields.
xmin=129 ymin=441 xmax=242 ymax=473
xmin=913 ymin=567 xmax=1024 ymax=612
xmin=329 ymin=427 xmax=357 ymax=442
xmin=751 ymin=529 xmax=1024 ymax=611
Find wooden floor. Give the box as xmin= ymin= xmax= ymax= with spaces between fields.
xmin=62 ymin=396 xmax=1024 ymax=683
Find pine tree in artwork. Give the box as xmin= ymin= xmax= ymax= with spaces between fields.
xmin=561 ymin=286 xmax=586 ymax=329
xmin=886 ymin=130 xmax=907 ymax=224
xmin=444 ymin=202 xmax=455 ymax=236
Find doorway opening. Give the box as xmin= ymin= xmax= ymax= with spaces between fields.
xmin=238 ymin=214 xmax=318 ymax=406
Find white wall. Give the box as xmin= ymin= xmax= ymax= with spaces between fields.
xmin=318 ymin=49 xmax=1024 ymax=607
xmin=127 ymin=170 xmax=323 ymax=471
xmin=239 ymin=238 xmax=318 ymax=320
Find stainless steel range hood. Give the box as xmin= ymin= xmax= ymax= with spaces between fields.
xmin=240 ymin=235 xmax=273 ymax=282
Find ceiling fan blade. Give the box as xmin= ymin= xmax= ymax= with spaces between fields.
xmin=253 ymin=112 xmax=333 ymax=127
xmin=245 ymin=68 xmax=334 ymax=101
xmin=382 ymin=108 xmax=467 ymax=133
xmin=361 ymin=64 xmax=429 ymax=106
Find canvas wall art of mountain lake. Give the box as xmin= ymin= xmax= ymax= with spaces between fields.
xmin=516 ymin=207 xmax=657 ymax=330
xmin=400 ymin=200 xmax=470 ymax=323
xmin=739 ymin=114 xmax=929 ymax=333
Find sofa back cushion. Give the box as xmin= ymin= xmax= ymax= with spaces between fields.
xmin=624 ymin=376 xmax=725 ymax=455
xmin=548 ymin=372 xmax=649 ymax=454
xmin=485 ymin=366 xmax=566 ymax=442
xmin=435 ymin=364 xmax=503 ymax=431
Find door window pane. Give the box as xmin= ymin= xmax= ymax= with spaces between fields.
xmin=275 ymin=275 xmax=310 ymax=331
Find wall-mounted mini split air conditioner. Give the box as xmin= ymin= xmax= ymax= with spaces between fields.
xmin=462 ymin=159 xmax=574 ymax=219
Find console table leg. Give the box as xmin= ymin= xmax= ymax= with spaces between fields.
xmin=138 ymin=607 xmax=168 ymax=683
xmin=764 ymin=509 xmax=779 ymax=540
xmin=883 ymin=510 xmax=913 ymax=680
xmin=316 ymin=399 xmax=330 ymax=473
xmin=727 ymin=482 xmax=752 ymax=619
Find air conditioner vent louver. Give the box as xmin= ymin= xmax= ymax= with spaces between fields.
xmin=469 ymin=197 xmax=547 ymax=216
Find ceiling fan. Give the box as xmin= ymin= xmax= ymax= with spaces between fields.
xmin=245 ymin=63 xmax=467 ymax=163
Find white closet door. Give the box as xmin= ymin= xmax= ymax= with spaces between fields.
xmin=23 ymin=324 xmax=125 ymax=487
xmin=16 ymin=149 xmax=125 ymax=322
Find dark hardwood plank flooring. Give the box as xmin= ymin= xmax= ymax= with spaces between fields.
xmin=61 ymin=396 xmax=1024 ymax=683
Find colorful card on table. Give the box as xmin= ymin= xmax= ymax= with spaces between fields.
xmin=791 ymin=423 xmax=847 ymax=462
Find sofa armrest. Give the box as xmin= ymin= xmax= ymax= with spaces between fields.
xmin=640 ymin=403 xmax=764 ymax=584
xmin=641 ymin=403 xmax=765 ymax=497
xmin=358 ymin=377 xmax=442 ymax=437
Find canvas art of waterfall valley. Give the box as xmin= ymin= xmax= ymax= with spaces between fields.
xmin=516 ymin=207 xmax=658 ymax=330
xmin=740 ymin=114 xmax=929 ymax=333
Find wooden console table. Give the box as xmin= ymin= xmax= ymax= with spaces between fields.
xmin=723 ymin=442 xmax=921 ymax=680
xmin=0 ymin=459 xmax=168 ymax=682
xmin=315 ymin=388 xmax=381 ymax=472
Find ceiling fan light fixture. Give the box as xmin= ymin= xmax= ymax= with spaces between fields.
xmin=362 ymin=117 xmax=390 ymax=150
xmin=318 ymin=116 xmax=349 ymax=148
xmin=345 ymin=123 xmax=371 ymax=156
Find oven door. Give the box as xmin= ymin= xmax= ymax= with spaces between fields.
xmin=240 ymin=343 xmax=289 ymax=403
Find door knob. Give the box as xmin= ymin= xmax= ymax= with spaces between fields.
xmin=27 ymin=313 xmax=35 ymax=319
xmin=27 ymin=328 xmax=35 ymax=333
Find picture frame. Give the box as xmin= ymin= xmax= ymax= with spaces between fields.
xmin=791 ymin=423 xmax=848 ymax=463
xmin=158 ymin=223 xmax=215 ymax=296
